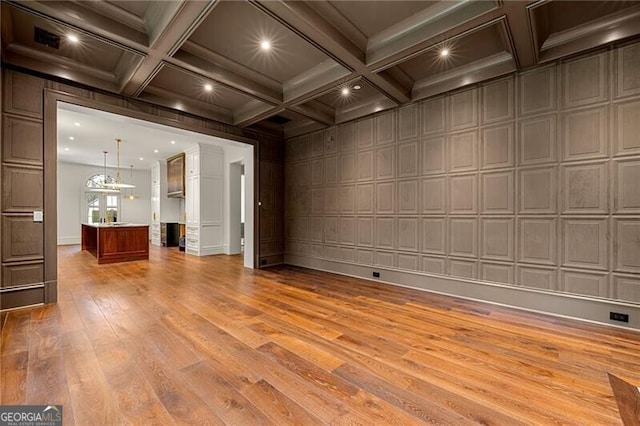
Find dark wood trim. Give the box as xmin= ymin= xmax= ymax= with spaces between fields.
xmin=0 ymin=284 xmax=45 ymax=310
xmin=1 ymin=164 xmax=44 ymax=212
xmin=43 ymin=88 xmax=57 ymax=303
xmin=254 ymin=140 xmax=260 ymax=269
xmin=1 ymin=113 xmax=44 ymax=166
xmin=1 ymin=213 xmax=44 ymax=263
xmin=1 ymin=260 xmax=44 ymax=288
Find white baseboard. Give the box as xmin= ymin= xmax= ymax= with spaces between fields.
xmin=57 ymin=237 xmax=80 ymax=245
xmin=285 ymin=254 xmax=640 ymax=331
xmin=188 ymin=246 xmax=225 ymax=256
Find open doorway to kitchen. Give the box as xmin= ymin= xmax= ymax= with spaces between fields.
xmin=55 ymin=100 xmax=255 ymax=268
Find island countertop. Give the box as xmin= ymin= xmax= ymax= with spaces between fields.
xmin=82 ymin=223 xmax=149 ymax=228
xmin=81 ymin=223 xmax=149 ymax=264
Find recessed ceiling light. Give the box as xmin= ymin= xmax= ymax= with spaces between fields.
xmin=171 ymin=140 xmax=176 ymax=144
xmin=139 ymin=157 xmax=144 ymax=161
xmin=69 ymin=136 xmax=75 ymax=140
xmin=68 ymin=35 xmax=79 ymax=43
xmin=154 ymin=149 xmax=159 ymax=153
xmin=260 ymin=40 xmax=271 ymax=51
xmin=353 ymin=85 xmax=361 ymax=90
xmin=74 ymin=122 xmax=80 ymax=127
xmin=64 ymin=147 xmax=70 ymax=151
xmin=204 ymin=83 xmax=213 ymax=92
xmin=341 ymin=87 xmax=350 ymax=96
xmin=440 ymin=48 xmax=450 ymax=57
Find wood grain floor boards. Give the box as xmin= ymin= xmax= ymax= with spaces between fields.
xmin=1 ymin=244 xmax=639 ymax=424
xmin=240 ymin=379 xmax=323 ymax=425
xmin=0 ymin=350 xmax=28 ymax=404
xmin=61 ymin=330 xmax=120 ymax=425
xmin=124 ymin=336 xmax=225 ymax=425
xmin=1 ymin=310 xmax=31 ymax=357
xmin=179 ymin=360 xmax=272 ymax=425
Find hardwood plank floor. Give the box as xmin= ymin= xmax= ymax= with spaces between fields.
xmin=1 ymin=245 xmax=639 ymax=424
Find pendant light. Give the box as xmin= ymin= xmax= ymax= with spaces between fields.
xmin=90 ymin=151 xmax=119 ymax=193
xmin=126 ymin=165 xmax=140 ymax=200
xmin=102 ymin=150 xmax=108 ymax=186
xmin=103 ymin=138 xmax=135 ymax=189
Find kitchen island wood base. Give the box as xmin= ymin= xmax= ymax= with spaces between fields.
xmin=81 ymin=224 xmax=149 ymax=264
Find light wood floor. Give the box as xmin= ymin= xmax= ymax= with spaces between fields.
xmin=1 ymin=245 xmax=639 ymax=424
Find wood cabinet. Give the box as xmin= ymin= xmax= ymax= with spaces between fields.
xmin=81 ymin=224 xmax=149 ymax=264
xmin=167 ymin=153 xmax=185 ymax=198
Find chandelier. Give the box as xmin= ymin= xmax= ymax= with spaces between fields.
xmin=103 ymin=138 xmax=135 ymax=189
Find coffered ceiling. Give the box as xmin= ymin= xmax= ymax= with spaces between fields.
xmin=3 ymin=0 xmax=640 ymax=138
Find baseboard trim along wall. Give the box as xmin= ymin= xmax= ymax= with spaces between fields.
xmin=285 ymin=254 xmax=640 ymax=331
xmin=57 ymin=237 xmax=81 ymax=245
xmin=191 ymin=246 xmax=225 ymax=256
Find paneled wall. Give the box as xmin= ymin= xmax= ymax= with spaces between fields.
xmin=1 ymin=71 xmax=46 ymax=309
xmin=1 ymin=67 xmax=284 ymax=310
xmin=285 ymin=41 xmax=640 ymax=305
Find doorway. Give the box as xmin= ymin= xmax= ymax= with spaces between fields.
xmin=53 ymin=97 xmax=257 ymax=270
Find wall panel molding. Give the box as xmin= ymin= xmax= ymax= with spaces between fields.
xmin=285 ymin=40 xmax=640 ymax=308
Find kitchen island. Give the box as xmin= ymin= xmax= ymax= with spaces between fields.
xmin=81 ymin=223 xmax=149 ymax=264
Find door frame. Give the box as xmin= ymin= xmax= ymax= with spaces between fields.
xmin=44 ymin=90 xmax=261 ymax=301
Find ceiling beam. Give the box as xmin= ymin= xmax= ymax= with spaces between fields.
xmin=234 ymin=104 xmax=282 ymax=128
xmin=501 ymin=0 xmax=537 ymax=69
xmin=252 ymin=0 xmax=410 ymax=104
xmin=2 ymin=45 xmax=117 ymax=92
xmin=120 ymin=1 xmax=218 ymax=97
xmin=289 ymin=101 xmax=335 ymax=126
xmin=335 ymin=94 xmax=397 ymax=124
xmin=173 ymin=42 xmax=282 ymax=104
xmin=141 ymin=85 xmax=234 ymax=124
xmin=5 ymin=43 xmax=117 ymax=82
xmin=283 ymin=119 xmax=327 ymax=139
xmin=283 ymin=59 xmax=351 ymax=104
xmin=412 ymin=52 xmax=516 ymax=101
xmin=7 ymin=1 xmax=148 ymax=49
xmin=366 ymin=1 xmax=498 ymax=70
xmin=536 ymin=3 xmax=640 ymax=64
xmin=70 ymin=0 xmax=146 ymax=33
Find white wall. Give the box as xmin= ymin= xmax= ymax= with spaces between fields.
xmin=228 ymin=162 xmax=242 ymax=254
xmin=222 ymin=144 xmax=254 ymax=267
xmin=243 ymin=149 xmax=254 ymax=269
xmin=57 ymin=161 xmax=151 ymax=245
